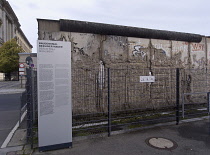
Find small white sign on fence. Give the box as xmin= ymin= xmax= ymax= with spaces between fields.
xmin=140 ymin=76 xmax=155 ymax=82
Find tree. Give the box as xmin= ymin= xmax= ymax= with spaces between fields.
xmin=0 ymin=39 xmax=23 ymax=80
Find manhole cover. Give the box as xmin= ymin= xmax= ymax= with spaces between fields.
xmin=145 ymin=137 xmax=178 ymax=150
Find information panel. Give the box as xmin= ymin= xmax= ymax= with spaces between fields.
xmin=37 ymin=40 xmax=72 ymax=151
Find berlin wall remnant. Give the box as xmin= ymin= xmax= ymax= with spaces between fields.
xmin=37 ymin=19 xmax=210 ymax=114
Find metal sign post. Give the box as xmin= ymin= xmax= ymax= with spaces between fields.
xmin=208 ymin=92 xmax=210 ymax=135
xmin=19 ymin=63 xmax=25 ymax=78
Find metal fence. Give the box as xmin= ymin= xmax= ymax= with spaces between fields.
xmin=21 ymin=67 xmax=210 ymax=148
xmin=109 ymin=68 xmax=178 ymax=133
xmin=20 ymin=67 xmax=38 ymax=149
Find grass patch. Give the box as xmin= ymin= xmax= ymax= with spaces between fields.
xmin=73 ymin=126 xmax=107 ymax=137
xmin=128 ymin=123 xmax=145 ymax=129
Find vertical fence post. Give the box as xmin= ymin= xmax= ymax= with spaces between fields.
xmin=26 ymin=68 xmax=30 ymax=142
xmin=19 ymin=94 xmax=22 ymax=125
xmin=26 ymin=68 xmax=33 ymax=148
xmin=20 ymin=75 xmax=23 ymax=88
xmin=207 ymin=92 xmax=210 ymax=135
xmin=108 ymin=68 xmax=111 ymax=137
xmin=26 ymin=71 xmax=29 ymax=141
xmin=176 ymin=68 xmax=180 ymax=125
xmin=31 ymin=68 xmax=36 ymax=122
xmin=182 ymin=94 xmax=185 ymax=118
xmin=207 ymin=92 xmax=210 ymax=114
xmin=30 ymin=67 xmax=34 ymax=149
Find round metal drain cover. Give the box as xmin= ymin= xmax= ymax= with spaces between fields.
xmin=145 ymin=137 xmax=178 ymax=150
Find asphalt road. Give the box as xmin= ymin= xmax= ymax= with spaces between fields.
xmin=0 ymin=93 xmax=22 ymax=147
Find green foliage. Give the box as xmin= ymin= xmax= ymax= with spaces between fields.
xmin=0 ymin=39 xmax=23 ymax=73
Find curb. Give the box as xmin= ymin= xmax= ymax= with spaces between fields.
xmin=0 ymin=90 xmax=25 ymax=95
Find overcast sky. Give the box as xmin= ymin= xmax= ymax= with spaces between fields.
xmin=9 ymin=0 xmax=210 ymax=53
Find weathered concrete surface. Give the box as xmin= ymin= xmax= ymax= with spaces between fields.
xmin=190 ymin=38 xmax=206 ymax=68
xmin=207 ymin=38 xmax=210 ymax=65
xmin=38 ymin=30 xmax=210 ymax=70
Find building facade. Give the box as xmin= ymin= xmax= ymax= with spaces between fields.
xmin=0 ymin=0 xmax=33 ymax=81
xmin=0 ymin=0 xmax=32 ymax=52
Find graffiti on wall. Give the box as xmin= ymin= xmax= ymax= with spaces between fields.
xmin=108 ymin=36 xmax=126 ymax=42
xmin=132 ymin=45 xmax=146 ymax=58
xmin=153 ymin=43 xmax=165 ymax=49
xmin=172 ymin=43 xmax=188 ymax=53
xmin=152 ymin=43 xmax=168 ymax=56
xmin=192 ymin=54 xmax=206 ymax=68
xmin=107 ymin=36 xmax=127 ymax=49
xmin=73 ymin=42 xmax=87 ymax=56
xmin=191 ymin=43 xmax=205 ymax=52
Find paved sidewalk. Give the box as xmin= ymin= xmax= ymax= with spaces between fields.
xmin=0 ymin=146 xmax=23 ymax=155
xmin=31 ymin=119 xmax=210 ymax=155
xmin=0 ymin=118 xmax=28 ymax=155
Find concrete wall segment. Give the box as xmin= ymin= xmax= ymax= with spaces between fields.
xmin=71 ymin=32 xmax=100 ymax=67
xmin=151 ymin=39 xmax=171 ymax=67
xmin=102 ymin=35 xmax=127 ymax=64
xmin=206 ymin=38 xmax=210 ymax=66
xmin=128 ymin=37 xmax=150 ymax=65
xmin=171 ymin=41 xmax=189 ymax=68
xmin=190 ymin=37 xmax=206 ymax=68
xmin=38 ymin=31 xmax=101 ymax=68
xmin=37 ymin=19 xmax=60 ymax=32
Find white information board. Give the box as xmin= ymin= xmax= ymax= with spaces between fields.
xmin=140 ymin=76 xmax=155 ymax=82
xmin=37 ymin=40 xmax=72 ymax=151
